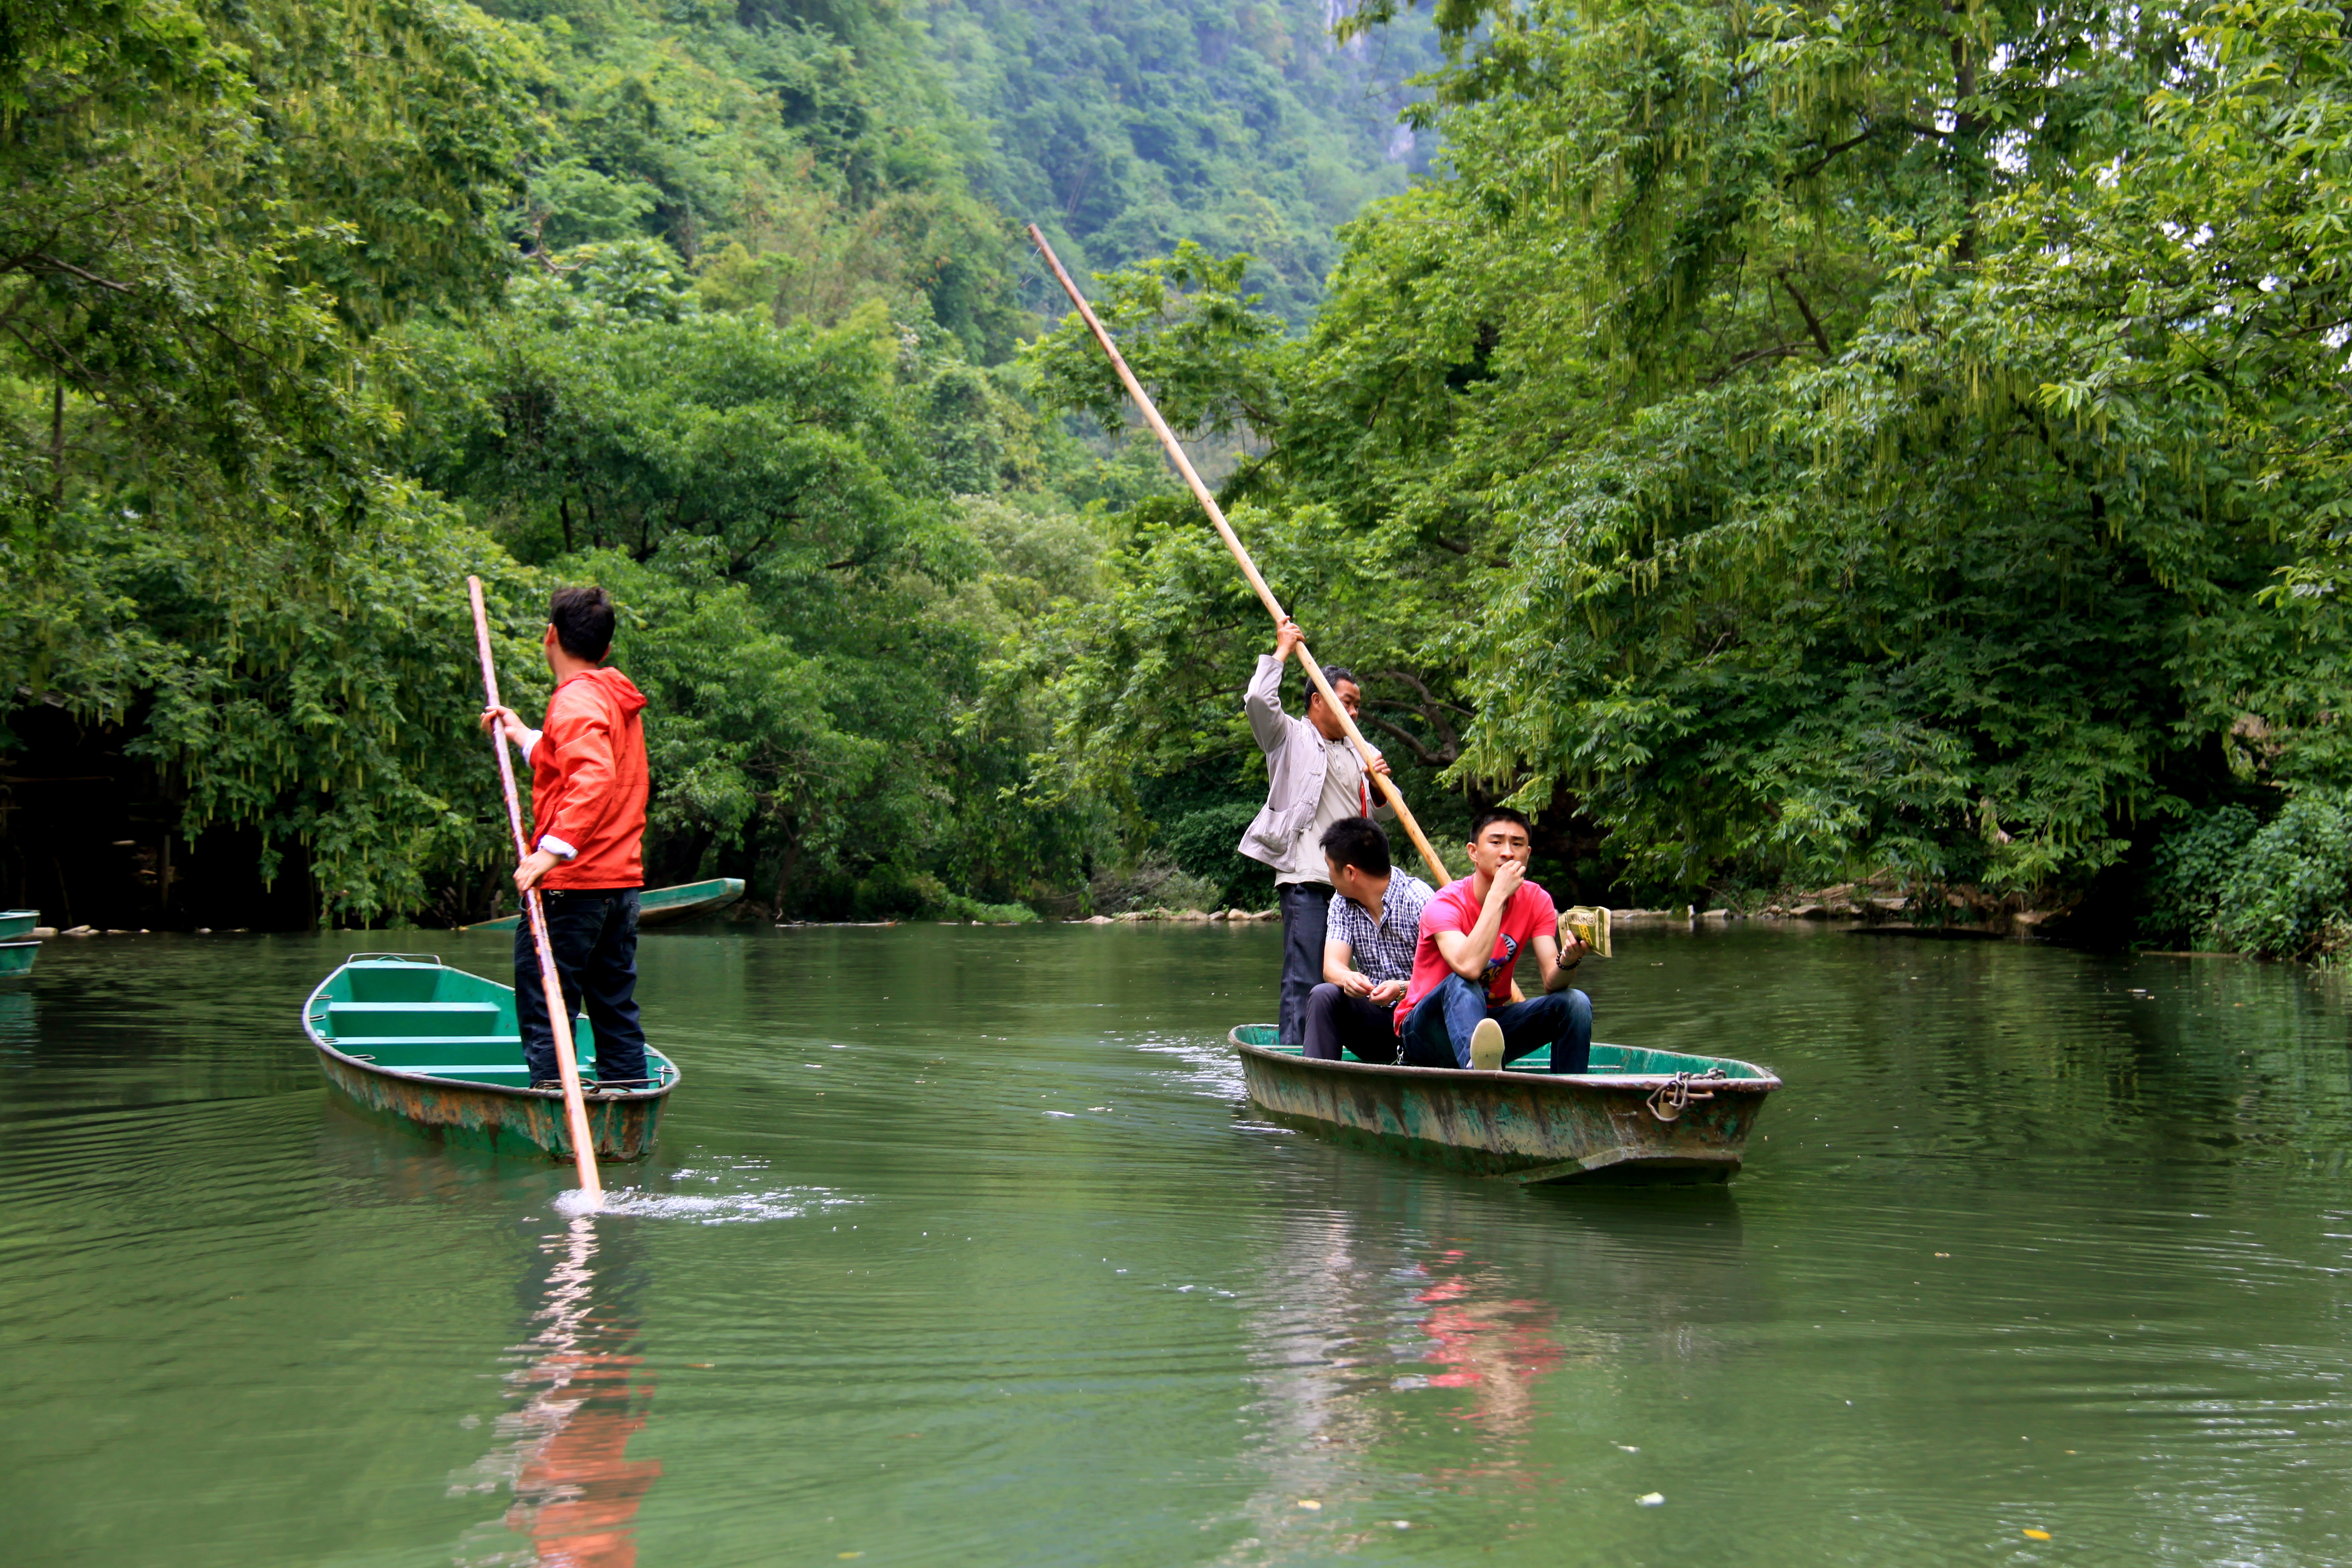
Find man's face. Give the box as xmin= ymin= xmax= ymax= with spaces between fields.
xmin=1307 ymin=681 xmax=1361 ymax=740
xmin=1466 ymin=820 xmax=1531 ymax=879
xmin=1326 ymin=854 xmax=1370 ymax=901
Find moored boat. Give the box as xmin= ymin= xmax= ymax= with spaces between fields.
xmin=302 ymin=954 xmax=678 ymax=1160
xmin=1229 ymin=1024 xmax=1779 ymax=1183
xmin=460 ymin=876 xmax=745 ymax=932
xmin=0 ymin=909 xmax=40 ymax=979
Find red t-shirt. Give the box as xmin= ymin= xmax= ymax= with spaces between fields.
xmin=1395 ymin=875 xmax=1559 ymax=1030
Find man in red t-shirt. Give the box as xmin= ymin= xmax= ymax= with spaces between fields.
xmin=479 ymin=586 xmax=652 ymax=1091
xmin=1394 ymin=806 xmax=1591 ymax=1073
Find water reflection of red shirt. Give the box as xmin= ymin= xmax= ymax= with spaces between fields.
xmin=511 ymin=1352 xmax=661 ymax=1568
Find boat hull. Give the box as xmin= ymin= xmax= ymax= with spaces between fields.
xmin=461 ymin=877 xmax=745 ymax=932
xmin=302 ymin=955 xmax=676 ymax=1162
xmin=1231 ymin=1029 xmax=1777 ymax=1184
xmin=312 ymin=1042 xmax=669 ymax=1160
xmin=0 ymin=939 xmax=36 ymax=978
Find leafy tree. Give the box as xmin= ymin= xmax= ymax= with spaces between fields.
xmin=1030 ymin=0 xmax=2352 ymax=922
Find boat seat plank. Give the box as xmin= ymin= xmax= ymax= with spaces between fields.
xmin=332 ymin=1034 xmax=522 ymax=1063
xmin=343 ymin=966 xmax=445 ymax=1003
xmin=326 ymin=1001 xmax=502 ymax=1037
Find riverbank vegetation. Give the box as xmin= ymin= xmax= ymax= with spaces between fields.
xmin=0 ymin=0 xmax=1422 ymax=926
xmin=10 ymin=0 xmax=2352 ymax=951
xmin=1029 ymin=0 xmax=2352 ymax=954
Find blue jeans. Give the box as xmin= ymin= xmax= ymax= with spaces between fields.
xmin=1401 ymin=974 xmax=1592 ymax=1072
xmin=515 ymin=887 xmax=648 ymax=1088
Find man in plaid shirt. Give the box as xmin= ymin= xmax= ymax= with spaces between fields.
xmin=1302 ymin=816 xmax=1433 ymax=1063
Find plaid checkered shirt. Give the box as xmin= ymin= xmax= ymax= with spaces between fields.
xmin=1325 ymin=872 xmax=1434 ymax=984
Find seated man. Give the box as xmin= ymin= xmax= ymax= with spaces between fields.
xmin=1304 ymin=816 xmax=1433 ymax=1063
xmin=1394 ymin=807 xmax=1592 ymax=1073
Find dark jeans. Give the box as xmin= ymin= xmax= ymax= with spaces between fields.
xmin=1303 ymin=982 xmax=1403 ymax=1063
xmin=1400 ymin=974 xmax=1592 ymax=1072
xmin=515 ymin=887 xmax=648 ymax=1089
xmin=1277 ymin=881 xmax=1333 ymax=1045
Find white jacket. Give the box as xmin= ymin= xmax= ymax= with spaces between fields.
xmin=1234 ymin=654 xmax=1391 ymax=879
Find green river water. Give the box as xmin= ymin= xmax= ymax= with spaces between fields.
xmin=5 ymin=922 xmax=2352 ymax=1567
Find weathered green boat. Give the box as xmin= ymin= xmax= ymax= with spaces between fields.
xmin=302 ymin=954 xmax=678 ymax=1160
xmin=0 ymin=910 xmax=39 ymax=979
xmin=1229 ymin=1025 xmax=1780 ymax=1184
xmin=460 ymin=876 xmax=745 ymax=933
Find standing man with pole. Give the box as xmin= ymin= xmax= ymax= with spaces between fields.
xmin=479 ymin=585 xmax=654 ymax=1097
xmin=1239 ymin=614 xmax=1392 ymax=1044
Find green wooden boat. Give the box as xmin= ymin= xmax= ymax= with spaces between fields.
xmin=0 ymin=910 xmax=38 ymax=978
xmin=1229 ymin=1024 xmax=1780 ymax=1184
xmin=459 ymin=876 xmax=745 ymax=932
xmin=301 ymin=954 xmax=678 ymax=1160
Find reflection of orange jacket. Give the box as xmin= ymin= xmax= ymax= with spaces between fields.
xmin=528 ymin=668 xmax=649 ymax=890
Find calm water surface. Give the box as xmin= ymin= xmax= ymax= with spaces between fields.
xmin=5 ymin=923 xmax=2352 ymax=1567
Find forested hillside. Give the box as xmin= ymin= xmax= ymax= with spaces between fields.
xmin=15 ymin=0 xmax=2352 ymax=956
xmin=1029 ymin=0 xmax=2352 ymax=954
xmin=0 ymin=0 xmax=1420 ymax=929
xmin=927 ymin=0 xmax=1438 ymax=325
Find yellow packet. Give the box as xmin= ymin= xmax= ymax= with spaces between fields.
xmin=1560 ymin=905 xmax=1612 ymax=959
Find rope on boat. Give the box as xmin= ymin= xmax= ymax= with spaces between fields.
xmin=1645 ymin=1067 xmax=1728 ymax=1122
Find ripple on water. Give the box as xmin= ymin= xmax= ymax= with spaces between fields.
xmin=562 ymin=1184 xmax=857 ymax=1224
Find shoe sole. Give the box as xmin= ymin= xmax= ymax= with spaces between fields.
xmin=1469 ymin=1017 xmax=1504 ymax=1073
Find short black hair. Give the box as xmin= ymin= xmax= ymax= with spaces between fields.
xmin=549 ymin=585 xmax=615 ymax=661
xmin=1468 ymin=805 xmax=1533 ymax=842
xmin=1313 ymin=665 xmax=1357 ymax=696
xmin=1320 ymin=815 xmax=1391 ymax=878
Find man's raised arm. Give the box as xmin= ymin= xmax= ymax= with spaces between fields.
xmin=1243 ymin=616 xmax=1305 ymax=753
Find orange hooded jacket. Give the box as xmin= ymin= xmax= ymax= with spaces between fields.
xmin=528 ymin=666 xmax=650 ymax=890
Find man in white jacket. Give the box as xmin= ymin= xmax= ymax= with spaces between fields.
xmin=1237 ymin=616 xmax=1391 ymax=1042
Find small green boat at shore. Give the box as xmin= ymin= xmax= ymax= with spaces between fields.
xmin=0 ymin=909 xmax=40 ymax=979
xmin=459 ymin=876 xmax=745 ymax=933
xmin=1229 ymin=1024 xmax=1779 ymax=1184
xmin=302 ymin=954 xmax=678 ymax=1160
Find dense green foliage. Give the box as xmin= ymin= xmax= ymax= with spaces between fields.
xmin=1 ymin=0 xmax=547 ymax=920
xmin=21 ymin=0 xmax=2352 ymax=946
xmin=1028 ymin=0 xmax=2352 ymax=941
xmin=5 ymin=0 xmax=1443 ymax=924
xmin=928 ymin=0 xmax=1441 ymax=325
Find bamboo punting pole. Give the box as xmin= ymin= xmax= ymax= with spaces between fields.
xmin=468 ymin=576 xmax=603 ymax=1200
xmin=1027 ymin=223 xmax=1454 ymax=886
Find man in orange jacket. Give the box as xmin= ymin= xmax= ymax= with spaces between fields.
xmin=480 ymin=586 xmax=653 ymax=1089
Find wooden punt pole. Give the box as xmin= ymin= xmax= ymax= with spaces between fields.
xmin=468 ymin=576 xmax=603 ymax=1199
xmin=1027 ymin=224 xmax=1454 ymax=885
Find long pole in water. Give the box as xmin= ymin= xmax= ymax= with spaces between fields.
xmin=468 ymin=576 xmax=603 ymax=1199
xmin=1026 ymin=223 xmax=1455 ymax=886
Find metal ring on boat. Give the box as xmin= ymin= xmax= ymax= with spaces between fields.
xmin=1645 ymin=1067 xmax=1728 ymax=1122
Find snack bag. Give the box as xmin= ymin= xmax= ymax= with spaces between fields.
xmin=1560 ymin=904 xmax=1612 ymax=959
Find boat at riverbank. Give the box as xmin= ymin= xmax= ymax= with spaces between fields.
xmin=301 ymin=954 xmax=677 ymax=1160
xmin=1228 ymin=1025 xmax=1778 ymax=1183
xmin=460 ymin=876 xmax=745 ymax=933
xmin=0 ymin=909 xmax=40 ymax=979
